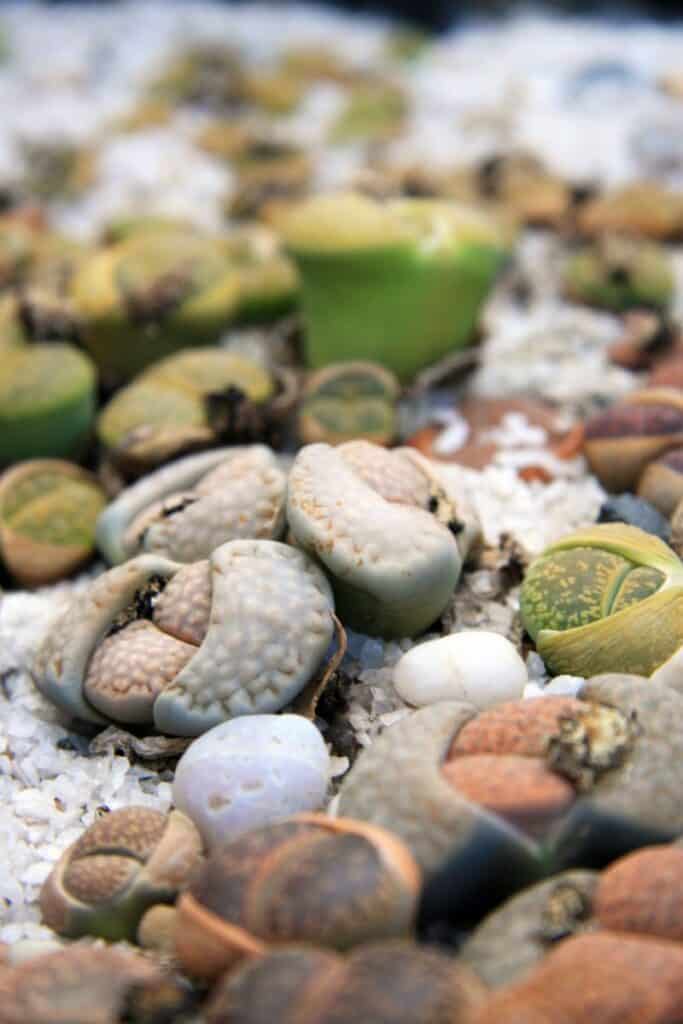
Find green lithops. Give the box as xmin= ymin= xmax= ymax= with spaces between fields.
xmin=0 ymin=460 xmax=106 ymax=586
xmin=40 ymin=807 xmax=202 ymax=942
xmin=520 ymin=523 xmax=683 ymax=677
xmin=70 ymin=231 xmax=243 ymax=380
xmin=298 ymin=362 xmax=400 ymax=446
xmin=222 ymin=225 xmax=299 ymax=323
xmin=0 ymin=343 xmax=96 ymax=464
xmin=277 ymin=193 xmax=511 ymax=381
xmin=563 ymin=238 xmax=674 ymax=312
xmin=329 ymin=80 xmax=408 ymax=144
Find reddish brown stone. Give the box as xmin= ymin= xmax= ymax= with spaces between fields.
xmin=473 ymin=931 xmax=683 ymax=1024
xmin=447 ymin=698 xmax=584 ymax=760
xmin=595 ymin=846 xmax=683 ymax=942
xmin=649 ymin=357 xmax=683 ymax=389
xmin=442 ymin=754 xmax=575 ymax=834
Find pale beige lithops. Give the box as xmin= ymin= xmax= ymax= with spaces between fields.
xmin=337 ymin=440 xmax=432 ymax=507
xmin=96 ymin=445 xmax=287 ymax=565
xmin=35 ymin=539 xmax=335 ymax=736
xmin=286 ymin=443 xmax=468 ymax=638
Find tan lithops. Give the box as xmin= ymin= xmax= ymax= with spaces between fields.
xmin=594 ymin=845 xmax=683 ymax=942
xmin=174 ymin=814 xmax=421 ymax=981
xmin=287 ymin=442 xmax=471 ymax=638
xmin=0 ymin=460 xmax=106 ymax=586
xmin=0 ymin=943 xmax=190 ymax=1024
xmin=40 ymin=806 xmax=202 ymax=942
xmin=35 ymin=539 xmax=335 ymax=735
xmin=638 ymin=448 xmax=683 ymax=516
xmin=577 ymin=182 xmax=683 ymax=241
xmin=206 ymin=941 xmax=487 ymax=1024
xmin=473 ymin=931 xmax=683 ymax=1023
xmin=336 ymin=440 xmax=433 ymax=508
xmin=96 ymin=446 xmax=287 ymax=565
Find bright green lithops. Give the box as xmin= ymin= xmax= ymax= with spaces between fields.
xmin=276 ymin=192 xmax=511 ymax=381
xmin=40 ymin=807 xmax=202 ymax=942
xmin=0 ymin=343 xmax=96 ymax=464
xmin=287 ymin=442 xmax=475 ymax=638
xmin=0 ymin=460 xmax=106 ymax=586
xmin=96 ymin=446 xmax=287 ymax=565
xmin=70 ymin=231 xmax=243 ymax=380
xmin=563 ymin=238 xmax=674 ymax=313
xmin=520 ymin=523 xmax=683 ymax=677
xmin=35 ymin=539 xmax=335 ymax=736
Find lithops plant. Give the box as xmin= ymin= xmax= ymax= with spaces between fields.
xmin=174 ymin=814 xmax=421 ymax=980
xmin=222 ymin=224 xmax=299 ymax=323
xmin=577 ymin=182 xmax=683 ymax=241
xmin=637 ymin=449 xmax=683 ymax=517
xmin=96 ymin=446 xmax=287 ymax=565
xmin=275 ymin=192 xmax=511 ymax=380
xmin=70 ymin=230 xmax=243 ymax=380
xmin=519 ymin=523 xmax=683 ymax=678
xmin=563 ymin=238 xmax=674 ymax=312
xmin=329 ymin=79 xmax=408 ymax=144
xmin=34 ymin=538 xmax=335 ymax=735
xmin=0 ymin=343 xmax=96 ymax=464
xmin=287 ymin=442 xmax=473 ymax=638
xmin=40 ymin=807 xmax=202 ymax=942
xmin=298 ymin=362 xmax=400 ymax=446
xmin=0 ymin=460 xmax=106 ymax=586
xmin=205 ymin=941 xmax=487 ymax=1024
xmin=583 ymin=388 xmax=683 ymax=494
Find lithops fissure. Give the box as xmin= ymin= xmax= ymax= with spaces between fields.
xmin=35 ymin=539 xmax=335 ymax=735
xmin=287 ymin=443 xmax=466 ymax=638
xmin=96 ymin=446 xmax=287 ymax=565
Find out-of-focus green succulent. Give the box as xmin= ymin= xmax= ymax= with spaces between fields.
xmin=101 ymin=215 xmax=199 ymax=246
xmin=330 ymin=80 xmax=408 ymax=144
xmin=21 ymin=141 xmax=97 ymax=200
xmin=563 ymin=239 xmax=674 ymax=312
xmin=277 ymin=192 xmax=512 ymax=381
xmin=0 ymin=295 xmax=24 ymax=348
xmin=385 ymin=26 xmax=430 ymax=62
xmin=0 ymin=344 xmax=96 ymax=465
xmin=0 ymin=459 xmax=106 ymax=586
xmin=19 ymin=233 xmax=92 ymax=342
xmin=147 ymin=43 xmax=243 ymax=108
xmin=0 ymin=218 xmax=36 ymax=290
xmin=70 ymin=231 xmax=243 ymax=380
xmin=40 ymin=807 xmax=203 ymax=942
xmin=240 ymin=70 xmax=304 ymax=114
xmin=280 ymin=46 xmax=351 ymax=84
xmin=223 ymin=225 xmax=299 ymax=322
xmin=520 ymin=523 xmax=683 ymax=678
xmin=298 ymin=361 xmax=399 ymax=446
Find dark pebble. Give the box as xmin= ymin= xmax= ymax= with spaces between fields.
xmin=597 ymin=493 xmax=671 ymax=542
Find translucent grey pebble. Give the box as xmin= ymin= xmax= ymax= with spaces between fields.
xmin=172 ymin=714 xmax=330 ymax=850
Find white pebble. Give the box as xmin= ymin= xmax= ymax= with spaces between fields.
xmin=393 ymin=631 xmax=528 ymax=710
xmin=172 ymin=715 xmax=330 ymax=850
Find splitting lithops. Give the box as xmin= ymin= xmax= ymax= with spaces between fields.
xmin=0 ymin=343 xmax=96 ymax=464
xmin=563 ymin=238 xmax=674 ymax=312
xmin=275 ymin=192 xmax=511 ymax=380
xmin=40 ymin=807 xmax=202 ymax=942
xmin=0 ymin=460 xmax=106 ymax=586
xmin=70 ymin=231 xmax=243 ymax=380
xmin=96 ymin=446 xmax=287 ymax=565
xmin=34 ymin=538 xmax=335 ymax=735
xmin=174 ymin=814 xmax=421 ymax=981
xmin=298 ymin=362 xmax=400 ymax=446
xmin=206 ymin=942 xmax=486 ymax=1024
xmin=519 ymin=523 xmax=683 ymax=678
xmin=286 ymin=442 xmax=473 ymax=638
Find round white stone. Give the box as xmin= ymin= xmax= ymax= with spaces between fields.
xmin=393 ymin=631 xmax=528 ymax=710
xmin=172 ymin=714 xmax=330 ymax=850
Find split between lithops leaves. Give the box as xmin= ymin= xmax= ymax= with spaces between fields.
xmin=34 ymin=538 xmax=335 ymax=736
xmin=520 ymin=523 xmax=683 ymax=678
xmin=96 ymin=446 xmax=287 ymax=565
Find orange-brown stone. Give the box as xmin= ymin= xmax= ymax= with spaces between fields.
xmin=595 ymin=845 xmax=683 ymax=943
xmin=447 ymin=698 xmax=585 ymax=760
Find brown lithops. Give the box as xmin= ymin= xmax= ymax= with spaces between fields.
xmin=594 ymin=844 xmax=683 ymax=942
xmin=174 ymin=814 xmax=421 ymax=981
xmin=473 ymin=931 xmax=683 ymax=1023
xmin=205 ymin=941 xmax=487 ymax=1024
xmin=583 ymin=388 xmax=683 ymax=493
xmin=40 ymin=806 xmax=202 ymax=942
xmin=576 ymin=182 xmax=683 ymax=241
xmin=637 ymin=448 xmax=683 ymax=516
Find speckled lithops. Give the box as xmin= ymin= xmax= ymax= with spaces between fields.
xmin=96 ymin=446 xmax=287 ymax=565
xmin=298 ymin=361 xmax=400 ymax=447
xmin=174 ymin=814 xmax=421 ymax=980
xmin=0 ymin=460 xmax=106 ymax=586
xmin=40 ymin=806 xmax=202 ymax=942
xmin=34 ymin=538 xmax=335 ymax=735
xmin=520 ymin=523 xmax=683 ymax=677
xmin=287 ymin=442 xmax=473 ymax=638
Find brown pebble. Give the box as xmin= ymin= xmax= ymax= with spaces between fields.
xmin=473 ymin=931 xmax=683 ymax=1024
xmin=595 ymin=845 xmax=683 ymax=942
xmin=447 ymin=698 xmax=584 ymax=760
xmin=650 ymin=357 xmax=683 ymax=389
xmin=442 ymin=754 xmax=575 ymax=834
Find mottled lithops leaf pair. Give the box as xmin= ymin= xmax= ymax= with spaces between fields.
xmin=520 ymin=523 xmax=683 ymax=677
xmin=34 ymin=538 xmax=335 ymax=735
xmin=96 ymin=446 xmax=286 ymax=565
xmin=563 ymin=237 xmax=674 ymax=313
